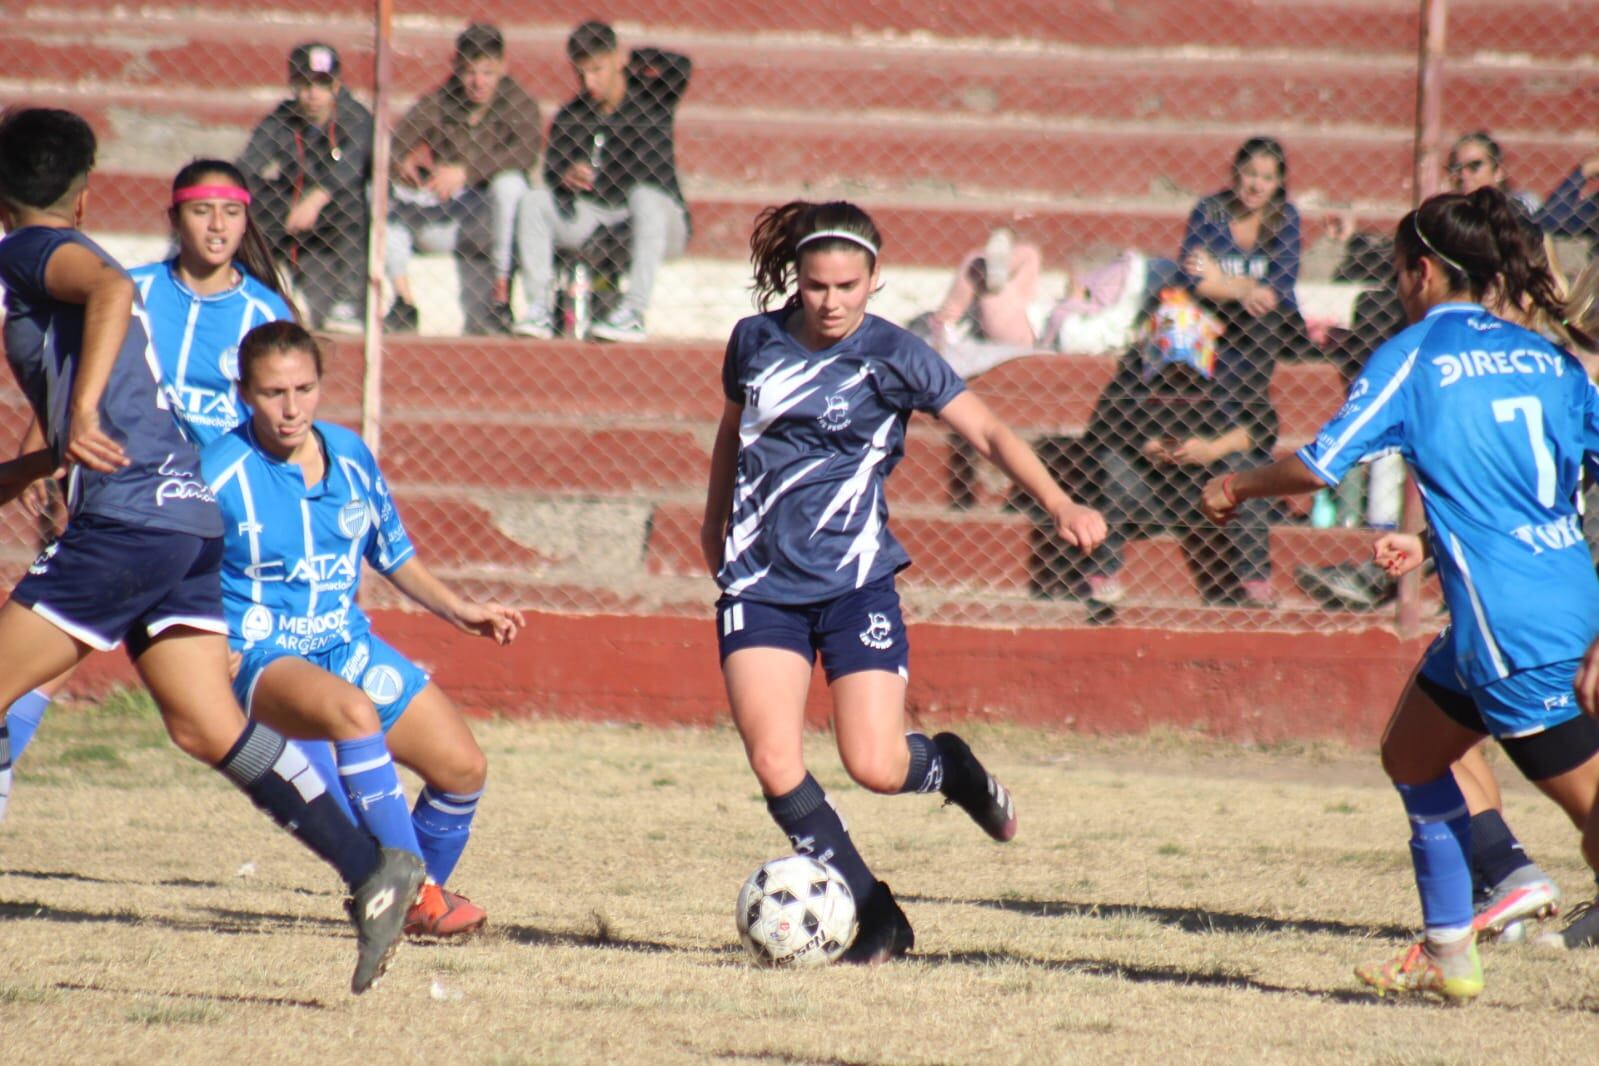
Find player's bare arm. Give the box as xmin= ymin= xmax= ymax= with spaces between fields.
xmin=42 ymin=241 xmax=132 ymax=472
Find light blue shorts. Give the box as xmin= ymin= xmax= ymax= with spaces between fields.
xmin=234 ymin=631 xmax=431 ymax=732
xmin=1418 ymin=633 xmax=1581 ymax=739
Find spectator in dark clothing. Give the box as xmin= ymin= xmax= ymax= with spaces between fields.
xmin=1538 ymin=146 xmax=1599 ymax=253
xmin=512 ymin=21 xmax=691 ymax=343
xmin=238 ymin=43 xmax=373 ymax=333
xmin=1077 ymin=298 xmax=1280 ymax=611
xmin=384 ymin=23 xmax=542 ymax=335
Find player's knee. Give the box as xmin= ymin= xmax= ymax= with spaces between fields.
xmin=438 ymin=747 xmax=487 ymax=795
xmin=327 ymin=691 xmax=383 ymax=738
xmin=163 ymin=714 xmax=237 ymax=764
xmin=840 ymin=748 xmax=905 ymax=795
xmin=746 ymin=746 xmax=803 ymax=795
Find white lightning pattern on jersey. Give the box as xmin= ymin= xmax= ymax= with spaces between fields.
xmin=740 ymin=354 xmax=841 ymax=445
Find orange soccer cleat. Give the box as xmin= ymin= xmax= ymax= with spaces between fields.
xmin=404 ymin=882 xmax=487 ymax=939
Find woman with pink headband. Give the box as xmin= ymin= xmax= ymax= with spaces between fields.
xmin=700 ymin=199 xmax=1107 ymax=963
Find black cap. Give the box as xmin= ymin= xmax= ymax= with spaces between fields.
xmin=288 ymin=42 xmax=341 ymax=83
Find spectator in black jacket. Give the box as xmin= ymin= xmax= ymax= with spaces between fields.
xmin=238 ymin=43 xmax=373 ymax=333
xmin=1538 ymin=146 xmax=1599 ymax=254
xmin=512 ymin=21 xmax=690 ymax=342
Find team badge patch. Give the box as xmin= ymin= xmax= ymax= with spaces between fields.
xmin=362 ymin=664 xmax=405 ymax=705
xmin=817 ymin=392 xmax=852 ymax=431
xmin=859 ymin=611 xmax=894 ymax=650
xmin=240 ymin=604 xmax=273 ymax=643
xmin=338 ymin=500 xmax=371 ymax=539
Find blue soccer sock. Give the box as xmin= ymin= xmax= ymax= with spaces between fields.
xmin=216 ymin=721 xmax=379 ymax=889
xmin=412 ymin=785 xmax=482 ymax=885
xmin=334 ymin=733 xmax=423 ymax=858
xmin=295 ymin=738 xmax=356 ymax=825
xmin=897 ymin=733 xmax=944 ymax=794
xmin=1396 ymin=774 xmax=1475 ymax=934
xmin=4 ymin=689 xmax=51 ymax=761
xmin=765 ymin=773 xmax=876 ymax=907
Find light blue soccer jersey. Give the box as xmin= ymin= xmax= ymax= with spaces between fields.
xmin=200 ymin=420 xmax=415 ymax=655
xmin=130 ymin=259 xmax=293 ymax=445
xmin=1298 ymin=302 xmax=1599 ymax=687
xmin=716 ymin=311 xmax=966 ymax=604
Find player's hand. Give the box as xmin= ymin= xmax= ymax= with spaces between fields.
xmin=1241 ymin=283 xmax=1278 ymax=317
xmin=284 ymin=197 xmax=324 ymax=234
xmin=1169 ymin=437 xmax=1218 ymax=466
xmin=1576 ymin=636 xmax=1599 ymax=718
xmin=1050 ymin=500 xmax=1107 ymax=554
xmin=426 ymin=163 xmax=469 ymax=202
xmin=562 ymin=163 xmax=596 ymax=193
xmin=454 ymin=601 xmax=525 ymax=645
xmin=1199 ymin=474 xmax=1239 ymax=524
xmin=66 ymin=408 xmax=129 ymax=473
xmin=1372 ymin=532 xmax=1427 ymax=578
xmin=9 ymin=473 xmax=62 ymax=516
xmin=1141 ymin=436 xmax=1175 ymax=465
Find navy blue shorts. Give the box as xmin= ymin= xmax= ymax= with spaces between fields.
xmin=9 ymin=515 xmax=228 ymax=657
xmin=715 ymin=578 xmax=910 ymax=683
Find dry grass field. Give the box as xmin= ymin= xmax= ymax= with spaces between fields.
xmin=5 ymin=692 xmax=1599 ymax=1064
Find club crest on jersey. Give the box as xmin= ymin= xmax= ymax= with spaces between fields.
xmin=859 ymin=611 xmax=894 ymax=650
xmin=362 ymin=664 xmax=405 ymax=705
xmin=240 ymin=604 xmax=273 ymax=643
xmin=338 ymin=499 xmax=371 ymax=539
xmin=817 ymin=392 xmax=852 ymax=431
xmin=218 ymin=346 xmax=240 ymax=382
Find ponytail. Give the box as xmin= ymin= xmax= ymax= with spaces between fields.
xmin=748 ymin=200 xmax=882 ymax=311
xmin=170 ymin=158 xmax=302 ymax=324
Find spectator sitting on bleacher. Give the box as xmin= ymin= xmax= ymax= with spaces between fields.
xmin=237 ymin=43 xmax=372 ymax=334
xmin=512 ymin=21 xmax=691 ymax=343
xmin=1074 ymin=287 xmax=1280 ymax=612
xmin=384 ymin=23 xmax=541 ymax=336
xmin=1448 ymin=130 xmax=1540 ymax=216
xmin=1538 ymin=145 xmax=1599 ymax=253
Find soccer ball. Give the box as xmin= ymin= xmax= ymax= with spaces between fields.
xmin=735 ymin=855 xmax=858 ymax=968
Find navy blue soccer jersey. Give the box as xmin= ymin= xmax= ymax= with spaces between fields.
xmin=716 ymin=311 xmax=965 ymax=604
xmin=0 ymin=227 xmax=221 ymax=537
xmin=1297 ymin=302 xmax=1599 ymax=686
xmin=130 ymin=259 xmax=293 ymax=445
xmin=200 ymin=420 xmax=414 ymax=656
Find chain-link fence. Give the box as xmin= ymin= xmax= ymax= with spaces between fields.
xmin=3 ymin=1 xmax=1597 ymax=633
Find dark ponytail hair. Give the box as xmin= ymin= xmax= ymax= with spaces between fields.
xmin=1228 ymin=135 xmax=1289 ymax=241
xmin=237 ymin=320 xmax=323 ymax=389
xmin=749 ymin=200 xmax=882 ymax=311
xmin=1394 ymin=187 xmax=1591 ymax=348
xmin=170 ymin=159 xmax=300 ymax=322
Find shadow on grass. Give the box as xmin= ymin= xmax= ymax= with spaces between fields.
xmin=908 ymin=893 xmax=1414 ymax=942
xmin=53 ymin=979 xmax=328 ymax=1011
xmin=2 ymin=866 xmax=324 ymax=895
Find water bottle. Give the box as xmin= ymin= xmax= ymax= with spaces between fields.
xmin=1310 ymin=488 xmax=1337 ymax=529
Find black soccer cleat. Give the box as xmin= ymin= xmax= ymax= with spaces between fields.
xmin=841 ymin=880 xmax=914 ymax=966
xmin=347 ymin=847 xmax=426 ymax=994
xmin=934 ymin=732 xmax=1018 ymax=842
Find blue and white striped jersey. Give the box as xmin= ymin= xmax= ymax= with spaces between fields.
xmin=200 ymin=420 xmax=415 ymax=655
xmin=716 ymin=311 xmax=965 ymax=604
xmin=0 ymin=227 xmax=221 ymax=537
xmin=130 ymin=259 xmax=293 ymax=445
xmin=1298 ymin=302 xmax=1599 ymax=687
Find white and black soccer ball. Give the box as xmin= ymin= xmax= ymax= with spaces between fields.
xmin=735 ymin=855 xmax=857 ymax=968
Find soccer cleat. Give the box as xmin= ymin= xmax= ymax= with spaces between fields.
xmin=512 ymin=307 xmax=556 ymax=339
xmin=405 ymin=882 xmax=487 ymax=939
xmin=934 ymin=732 xmax=1018 ymax=842
xmin=1355 ymin=939 xmax=1483 ymax=1004
xmin=1534 ymin=896 xmax=1599 ymax=951
xmin=1473 ymin=867 xmax=1560 ymax=942
xmin=590 ymin=309 xmax=648 ymax=343
xmin=382 ymin=299 xmax=419 ymax=334
xmin=347 ymin=847 xmax=426 ymax=994
xmin=1293 ymin=562 xmax=1393 ymax=610
xmin=840 ymin=880 xmax=914 ymax=965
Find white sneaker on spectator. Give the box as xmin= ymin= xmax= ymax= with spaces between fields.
xmin=982 ymin=227 xmax=1014 ymax=293
xmin=512 ymin=308 xmax=556 ymax=340
xmin=591 ymin=309 xmax=648 ymax=343
xmin=322 ymin=301 xmax=363 ymax=335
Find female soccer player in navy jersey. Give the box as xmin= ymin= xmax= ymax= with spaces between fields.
xmin=701 ymin=200 xmax=1107 ymax=963
xmin=1198 ymin=187 xmax=1599 ymax=1001
xmin=0 ymin=107 xmax=421 ymax=995
xmin=203 ymin=320 xmax=523 ymax=938
xmin=1 ymin=159 xmax=298 ymax=772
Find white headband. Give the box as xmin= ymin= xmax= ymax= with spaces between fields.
xmin=1411 ymin=215 xmax=1469 ymax=276
xmin=796 ymin=229 xmax=878 ymax=258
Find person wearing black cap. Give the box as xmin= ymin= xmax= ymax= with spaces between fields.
xmin=384 ymin=22 xmax=541 ymax=335
xmin=238 ymin=43 xmax=374 ymax=334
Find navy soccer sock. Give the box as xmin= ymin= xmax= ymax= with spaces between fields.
xmin=898 ymin=732 xmax=944 ymax=794
xmin=0 ymin=722 xmax=11 ymax=822
xmin=1467 ymin=809 xmax=1534 ymax=895
xmin=412 ymin=785 xmax=482 ymax=885
xmin=216 ymin=721 xmax=380 ymax=889
xmin=1396 ymin=774 xmax=1474 ymax=934
xmin=296 ymin=738 xmax=356 ymax=824
xmin=765 ymin=773 xmax=876 ymax=907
